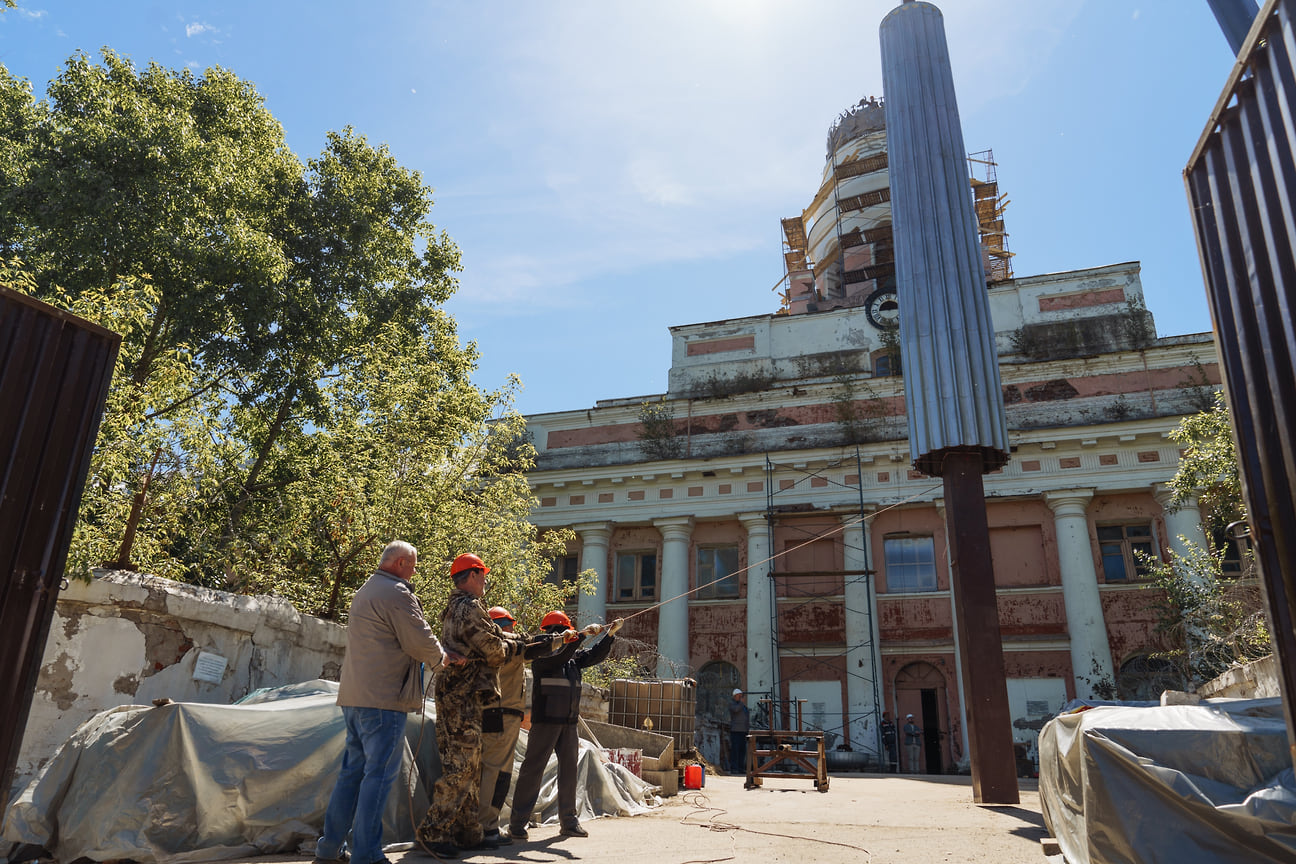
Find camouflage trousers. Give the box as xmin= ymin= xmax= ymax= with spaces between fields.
xmin=417 ymin=678 xmax=484 ymax=848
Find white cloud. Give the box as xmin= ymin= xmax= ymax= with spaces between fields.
xmin=432 ymin=0 xmax=1084 ymax=311
xmin=18 ymin=7 xmax=47 ymax=19
xmin=185 ymin=22 xmax=215 ymax=38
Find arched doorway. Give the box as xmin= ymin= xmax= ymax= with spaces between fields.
xmin=894 ymin=661 xmax=949 ymax=774
xmin=696 ymin=660 xmax=742 ymax=769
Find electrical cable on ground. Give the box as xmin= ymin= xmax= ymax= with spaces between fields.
xmin=676 ymin=791 xmax=872 ymax=862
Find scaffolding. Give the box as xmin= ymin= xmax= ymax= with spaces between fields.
xmin=762 ymin=448 xmax=883 ymax=767
xmin=776 ymin=216 xmax=811 ymax=314
xmin=967 ymin=149 xmax=1014 ymax=283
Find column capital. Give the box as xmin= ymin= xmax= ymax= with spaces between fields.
xmin=839 ymin=514 xmax=867 ymax=540
xmin=653 ymin=516 xmax=694 ymax=541
xmin=1044 ymin=488 xmax=1095 ymax=517
xmin=1153 ymin=483 xmax=1198 ymax=512
xmin=573 ymin=521 xmax=612 ymax=543
xmin=738 ymin=512 xmax=769 ymax=532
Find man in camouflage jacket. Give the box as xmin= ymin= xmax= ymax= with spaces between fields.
xmin=415 ymin=554 xmax=562 ymax=858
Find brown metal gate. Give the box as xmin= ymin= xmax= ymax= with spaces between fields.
xmin=0 ymin=286 xmax=120 ymax=800
xmin=1185 ymin=0 xmax=1296 ymax=755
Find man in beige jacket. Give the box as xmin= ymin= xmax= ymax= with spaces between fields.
xmin=316 ymin=541 xmax=452 ymax=864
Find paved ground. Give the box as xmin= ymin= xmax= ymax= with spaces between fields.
xmin=254 ymin=772 xmax=1049 ymax=864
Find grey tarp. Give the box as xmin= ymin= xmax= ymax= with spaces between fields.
xmin=2 ymin=680 xmax=660 ymax=864
xmin=1038 ymin=697 xmax=1296 ymax=864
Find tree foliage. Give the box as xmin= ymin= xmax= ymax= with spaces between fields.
xmin=1166 ymin=390 xmax=1244 ymax=533
xmin=1149 ymin=391 xmax=1267 ymax=685
xmin=1 ymin=51 xmax=576 ymax=621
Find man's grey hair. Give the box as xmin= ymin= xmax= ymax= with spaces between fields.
xmin=379 ymin=540 xmax=417 ymax=567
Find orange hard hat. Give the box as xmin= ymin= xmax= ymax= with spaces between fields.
xmin=488 ymin=606 xmax=515 ymax=624
xmin=450 ymin=553 xmax=490 ymax=578
xmin=541 ymin=610 xmax=572 ymax=630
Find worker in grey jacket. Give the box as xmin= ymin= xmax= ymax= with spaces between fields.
xmin=316 ymin=541 xmax=454 ymax=864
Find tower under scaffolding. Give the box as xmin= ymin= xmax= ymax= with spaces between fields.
xmin=778 ymin=104 xmax=1014 ymax=316
xmin=967 ymin=149 xmax=1014 ymax=283
xmin=762 ymin=449 xmax=883 ymax=765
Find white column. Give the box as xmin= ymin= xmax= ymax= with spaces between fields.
xmin=842 ymin=515 xmax=880 ymax=753
xmin=575 ymin=522 xmax=611 ymax=626
xmin=739 ymin=513 xmax=775 ymax=700
xmin=1154 ymin=484 xmax=1210 ymax=560
xmin=654 ymin=517 xmax=693 ymax=678
xmin=1045 ymin=490 xmax=1116 ymax=698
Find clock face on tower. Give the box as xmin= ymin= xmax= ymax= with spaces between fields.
xmin=865 ymin=288 xmax=900 ymax=330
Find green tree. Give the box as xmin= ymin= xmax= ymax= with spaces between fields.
xmin=1 ymin=51 xmax=572 ymax=621
xmin=1149 ymin=390 xmax=1267 ymax=685
xmin=1166 ymin=390 xmax=1244 ymax=535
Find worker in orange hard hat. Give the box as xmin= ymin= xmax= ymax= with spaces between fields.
xmin=450 ymin=552 xmax=490 ymax=579
xmin=475 ymin=606 xmax=565 ymax=847
xmin=506 ymin=610 xmax=623 ymax=842
xmin=417 ymin=554 xmax=564 ymax=857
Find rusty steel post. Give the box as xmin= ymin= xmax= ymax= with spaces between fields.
xmin=942 ymin=450 xmax=1019 ymax=803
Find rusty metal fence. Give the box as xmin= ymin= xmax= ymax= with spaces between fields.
xmin=0 ymin=286 xmax=120 ymax=800
xmin=1185 ymin=0 xmax=1296 ymax=755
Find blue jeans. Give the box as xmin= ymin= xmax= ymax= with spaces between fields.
xmin=317 ymin=706 xmax=407 ymax=864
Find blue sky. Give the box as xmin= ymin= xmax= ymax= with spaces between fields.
xmin=1 ymin=2 xmax=1238 ymax=417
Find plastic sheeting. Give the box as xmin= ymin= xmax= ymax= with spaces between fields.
xmin=1038 ymin=697 xmax=1296 ymax=863
xmin=2 ymin=680 xmax=660 ymax=864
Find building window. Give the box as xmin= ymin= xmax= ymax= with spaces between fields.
xmin=1097 ymin=523 xmax=1157 ymax=582
xmin=1211 ymin=527 xmax=1247 ymax=577
xmin=615 ymin=551 xmax=657 ymax=602
xmin=547 ymin=554 xmax=579 ymax=587
xmin=696 ymin=545 xmax=740 ymax=599
xmin=883 ymin=535 xmax=937 ymax=593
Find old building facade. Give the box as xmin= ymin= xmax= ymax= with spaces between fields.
xmin=521 ymin=103 xmax=1220 ymax=774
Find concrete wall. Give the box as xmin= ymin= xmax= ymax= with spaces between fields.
xmin=13 ymin=569 xmax=346 ymax=795
xmin=1197 ymin=655 xmax=1280 ymax=699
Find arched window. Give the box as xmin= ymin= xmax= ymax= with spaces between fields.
xmin=697 ymin=660 xmax=743 ymax=723
xmin=1116 ymin=655 xmax=1185 ymax=701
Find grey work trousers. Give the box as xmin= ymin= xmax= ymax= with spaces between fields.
xmin=508 ymin=721 xmax=580 ymax=831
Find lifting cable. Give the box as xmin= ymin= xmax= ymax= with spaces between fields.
xmin=617 ymin=482 xmax=942 ymax=625
xmin=392 ymin=481 xmax=939 ymax=859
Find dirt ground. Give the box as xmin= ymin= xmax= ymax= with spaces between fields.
xmin=236 ymin=772 xmax=1051 ymax=864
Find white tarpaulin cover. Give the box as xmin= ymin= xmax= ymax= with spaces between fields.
xmin=1038 ymin=697 xmax=1296 ymax=864
xmin=2 ymin=680 xmax=660 ymax=864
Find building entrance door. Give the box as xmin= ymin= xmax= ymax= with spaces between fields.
xmin=895 ymin=661 xmax=949 ymax=774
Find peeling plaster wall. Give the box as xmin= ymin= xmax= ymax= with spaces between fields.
xmin=13 ymin=569 xmax=346 ymax=793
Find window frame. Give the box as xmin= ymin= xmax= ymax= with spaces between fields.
xmin=882 ymin=534 xmax=938 ymax=593
xmin=695 ymin=544 xmax=740 ymax=600
xmin=547 ymin=554 xmax=579 ymax=588
xmin=1096 ymin=522 xmax=1158 ymax=582
xmin=613 ymin=549 xmax=658 ymax=603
